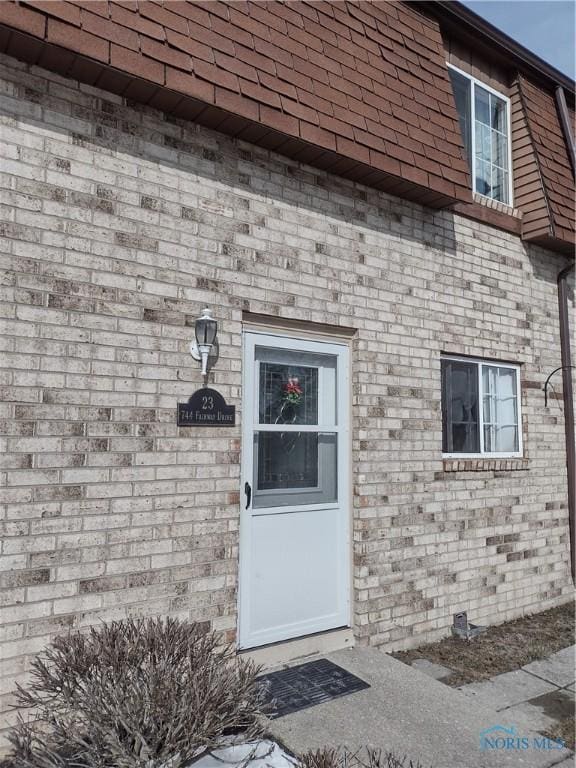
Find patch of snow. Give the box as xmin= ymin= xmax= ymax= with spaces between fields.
xmin=192 ymin=740 xmax=297 ymax=768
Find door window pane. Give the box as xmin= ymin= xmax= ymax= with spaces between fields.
xmin=253 ymin=432 xmax=337 ymax=508
xmin=441 ymin=359 xmax=480 ymax=453
xmin=256 ymin=347 xmax=337 ymax=425
xmin=259 ymin=362 xmax=318 ymax=425
xmin=257 ymin=432 xmax=318 ymax=490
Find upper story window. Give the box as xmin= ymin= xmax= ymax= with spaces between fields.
xmin=441 ymin=356 xmax=522 ymax=458
xmin=447 ymin=64 xmax=512 ymax=206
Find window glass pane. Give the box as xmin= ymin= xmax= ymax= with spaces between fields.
xmin=253 ymin=432 xmax=337 ymax=508
xmin=475 ymin=85 xmax=490 ymax=126
xmin=483 ymin=394 xmax=493 ymax=424
xmin=475 ymin=161 xmax=491 ymax=197
xmin=475 ymin=122 xmax=491 ymax=163
xmin=484 ymin=424 xmax=518 ymax=453
xmin=493 ymin=131 xmax=508 ymax=169
xmin=473 ymin=85 xmax=509 ymax=204
xmin=491 ymin=168 xmax=508 ymax=203
xmin=482 ymin=365 xmax=495 ymax=397
xmin=496 ymin=368 xmax=517 ymax=423
xmin=496 ymin=426 xmax=518 ymax=453
xmin=491 ymin=94 xmax=507 ymax=132
xmin=496 ymin=367 xmax=516 ymax=398
xmin=449 ymin=69 xmax=472 ymax=167
xmin=483 ymin=424 xmax=495 ymax=453
xmin=482 ymin=366 xmax=519 ymax=452
xmin=441 ymin=359 xmax=480 ymax=453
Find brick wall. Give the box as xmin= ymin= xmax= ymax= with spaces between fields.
xmin=0 ymin=53 xmax=573 ymax=735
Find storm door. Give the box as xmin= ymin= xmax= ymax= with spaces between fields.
xmin=238 ymin=332 xmax=350 ymax=649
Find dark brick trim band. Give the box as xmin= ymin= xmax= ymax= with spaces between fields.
xmin=442 ymin=458 xmax=530 ymax=472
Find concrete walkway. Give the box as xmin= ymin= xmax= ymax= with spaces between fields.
xmin=458 ymin=646 xmax=575 ymax=736
xmin=267 ymin=647 xmax=574 ymax=768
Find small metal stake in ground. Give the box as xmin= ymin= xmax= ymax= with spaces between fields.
xmin=452 ymin=611 xmax=487 ymax=640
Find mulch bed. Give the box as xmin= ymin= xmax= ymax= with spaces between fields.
xmin=391 ymin=601 xmax=575 ymax=687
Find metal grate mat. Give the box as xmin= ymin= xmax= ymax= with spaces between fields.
xmin=259 ymin=658 xmax=370 ymax=719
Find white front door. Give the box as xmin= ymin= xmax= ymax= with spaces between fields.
xmin=238 ymin=331 xmax=351 ymax=649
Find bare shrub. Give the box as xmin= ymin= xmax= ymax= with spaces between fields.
xmin=300 ymin=748 xmax=427 ymax=768
xmin=3 ymin=618 xmax=266 ymax=768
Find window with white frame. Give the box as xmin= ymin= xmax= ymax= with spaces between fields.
xmin=447 ymin=64 xmax=512 ymax=205
xmin=441 ymin=356 xmax=522 ymax=457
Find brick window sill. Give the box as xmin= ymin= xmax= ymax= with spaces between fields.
xmin=472 ymin=192 xmax=520 ymax=218
xmin=452 ymin=193 xmax=522 ymax=236
xmin=443 ymin=458 xmax=529 ymax=472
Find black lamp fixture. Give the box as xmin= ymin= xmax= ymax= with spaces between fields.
xmin=190 ymin=307 xmax=217 ymax=377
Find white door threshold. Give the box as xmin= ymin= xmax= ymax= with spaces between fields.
xmin=238 ymin=627 xmax=355 ymax=671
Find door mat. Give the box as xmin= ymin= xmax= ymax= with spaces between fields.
xmin=259 ymin=658 xmax=370 ymax=719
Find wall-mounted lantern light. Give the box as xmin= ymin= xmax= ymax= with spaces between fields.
xmin=190 ymin=307 xmax=217 ymax=377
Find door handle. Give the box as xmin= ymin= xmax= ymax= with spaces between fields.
xmin=244 ymin=481 xmax=252 ymax=509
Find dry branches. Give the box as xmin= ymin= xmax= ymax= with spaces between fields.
xmin=2 ymin=618 xmax=266 ymax=768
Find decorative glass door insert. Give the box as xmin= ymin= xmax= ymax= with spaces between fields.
xmin=252 ymin=347 xmax=337 ymax=509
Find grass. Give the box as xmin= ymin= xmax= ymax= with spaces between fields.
xmin=543 ymin=717 xmax=575 ymax=752
xmin=391 ymin=601 xmax=574 ymax=687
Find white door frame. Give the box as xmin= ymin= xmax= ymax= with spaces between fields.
xmin=238 ymin=329 xmax=351 ymax=649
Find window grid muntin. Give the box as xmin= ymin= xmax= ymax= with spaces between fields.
xmin=442 ymin=355 xmax=522 ymax=458
xmin=446 ymin=63 xmax=513 ymax=206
